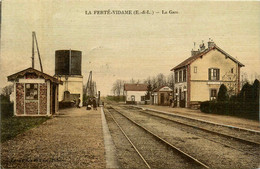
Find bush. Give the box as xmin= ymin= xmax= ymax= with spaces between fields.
xmin=1 ymin=95 xmax=13 ymax=118
xmin=106 ymin=95 xmax=126 ymax=102
xmin=217 ymin=84 xmax=228 ymax=102
xmin=1 ymin=102 xmax=14 ymax=118
xmin=200 ymin=101 xmax=259 ymax=120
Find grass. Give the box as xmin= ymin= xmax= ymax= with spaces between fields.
xmin=1 ymin=116 xmax=50 ymax=143
xmin=1 ymin=102 xmax=50 ymax=143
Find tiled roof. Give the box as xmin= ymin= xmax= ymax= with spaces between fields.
xmin=153 ymin=85 xmax=172 ymax=92
xmin=124 ymin=84 xmax=148 ymax=91
xmin=171 ymin=45 xmax=244 ymax=71
xmin=8 ymin=67 xmax=62 ymax=84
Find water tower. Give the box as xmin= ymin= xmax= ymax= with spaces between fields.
xmin=54 ymin=50 xmax=83 ymax=107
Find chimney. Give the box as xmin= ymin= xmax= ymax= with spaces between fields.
xmin=199 ymin=41 xmax=205 ymax=51
xmin=191 ymin=49 xmax=200 ymax=57
xmin=191 ymin=42 xmax=200 ymax=57
xmin=208 ymin=38 xmax=215 ymax=48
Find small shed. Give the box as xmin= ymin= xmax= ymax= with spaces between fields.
xmin=153 ymin=86 xmax=173 ymax=106
xmin=7 ymin=68 xmax=62 ymax=116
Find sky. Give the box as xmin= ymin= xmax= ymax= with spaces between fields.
xmin=0 ymin=1 xmax=260 ymax=96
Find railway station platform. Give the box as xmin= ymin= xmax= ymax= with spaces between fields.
xmin=1 ymin=106 xmax=118 ymax=168
xmin=134 ymin=105 xmax=260 ymax=131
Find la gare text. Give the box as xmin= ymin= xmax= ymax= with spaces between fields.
xmin=85 ymin=10 xmax=178 ymax=15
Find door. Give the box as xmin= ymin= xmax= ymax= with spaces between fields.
xmin=131 ymin=95 xmax=135 ymax=104
xmin=51 ymin=84 xmax=56 ymax=114
xmin=180 ymin=91 xmax=186 ymax=108
xmin=160 ymin=93 xmax=164 ymax=105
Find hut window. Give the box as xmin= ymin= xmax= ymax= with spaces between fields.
xmin=25 ymin=84 xmax=38 ymax=100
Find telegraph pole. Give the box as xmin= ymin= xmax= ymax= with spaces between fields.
xmin=31 ymin=31 xmax=43 ymax=72
xmin=32 ymin=32 xmax=35 ymax=68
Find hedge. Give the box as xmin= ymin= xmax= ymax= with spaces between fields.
xmin=200 ymin=101 xmax=259 ymax=121
xmin=1 ymin=102 xmax=14 ymax=118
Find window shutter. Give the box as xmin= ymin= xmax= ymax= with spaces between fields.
xmin=217 ymin=69 xmax=220 ymax=80
xmin=208 ymin=69 xmax=211 ymax=80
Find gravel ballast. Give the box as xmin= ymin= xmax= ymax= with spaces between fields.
xmin=1 ymin=107 xmax=105 ymax=168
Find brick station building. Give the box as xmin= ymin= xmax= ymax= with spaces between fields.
xmin=7 ymin=68 xmax=62 ymax=116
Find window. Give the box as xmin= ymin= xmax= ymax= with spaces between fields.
xmin=183 ymin=69 xmax=186 ymax=82
xmin=210 ymin=89 xmax=217 ymax=100
xmin=194 ymin=66 xmax=197 ymax=73
xmin=25 ymin=84 xmax=38 ymax=100
xmin=208 ymin=68 xmax=220 ymax=80
xmin=141 ymin=96 xmax=145 ymax=101
xmin=175 ymin=72 xmax=178 ymax=83
xmin=179 ymin=71 xmax=182 ymax=82
xmin=231 ymin=68 xmax=233 ymax=73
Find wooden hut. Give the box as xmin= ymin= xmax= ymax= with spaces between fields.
xmin=153 ymin=86 xmax=173 ymax=106
xmin=7 ymin=68 xmax=62 ymax=116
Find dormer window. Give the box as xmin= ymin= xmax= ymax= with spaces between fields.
xmin=208 ymin=68 xmax=220 ymax=81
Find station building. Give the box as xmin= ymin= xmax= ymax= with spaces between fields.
xmin=171 ymin=40 xmax=244 ymax=108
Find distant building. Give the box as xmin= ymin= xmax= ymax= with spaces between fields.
xmin=152 ymin=86 xmax=173 ymax=106
xmin=171 ymin=40 xmax=244 ymax=108
xmin=124 ymin=84 xmax=148 ymax=104
xmin=7 ymin=68 xmax=62 ymax=116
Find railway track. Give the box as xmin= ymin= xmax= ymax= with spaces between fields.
xmin=130 ymin=106 xmax=260 ymax=136
xmin=120 ymin=106 xmax=260 ymax=155
xmin=105 ymin=107 xmax=209 ymax=169
xmin=126 ymin=106 xmax=260 ymax=144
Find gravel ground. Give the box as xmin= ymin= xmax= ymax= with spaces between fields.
xmin=125 ymin=106 xmax=260 ymax=147
xmin=138 ymin=105 xmax=260 ymax=131
xmin=105 ymin=108 xmax=204 ymax=169
xmin=1 ymin=107 xmax=105 ymax=168
xmin=115 ymin=106 xmax=260 ymax=168
xmin=104 ymin=109 xmax=148 ymax=169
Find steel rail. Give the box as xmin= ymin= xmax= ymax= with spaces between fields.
xmin=133 ymin=108 xmax=260 ymax=146
xmin=109 ymin=107 xmax=210 ymax=169
xmin=106 ymin=109 xmax=151 ymax=169
xmin=130 ymin=106 xmax=260 ymax=135
xmin=120 ymin=107 xmax=258 ymax=155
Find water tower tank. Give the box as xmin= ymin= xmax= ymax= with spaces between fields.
xmin=55 ymin=50 xmax=82 ymax=75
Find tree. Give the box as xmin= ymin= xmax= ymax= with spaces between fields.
xmin=167 ymin=73 xmax=174 ymax=89
xmin=217 ymin=84 xmax=228 ymax=102
xmin=1 ymin=84 xmax=13 ymax=96
xmin=238 ymin=82 xmax=253 ymax=102
xmin=222 ymin=72 xmax=237 ymax=96
xmin=156 ymin=73 xmax=166 ymax=87
xmin=252 ymin=79 xmax=259 ymax=103
xmin=145 ymin=83 xmax=152 ymax=100
xmin=111 ymin=79 xmax=125 ymax=96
